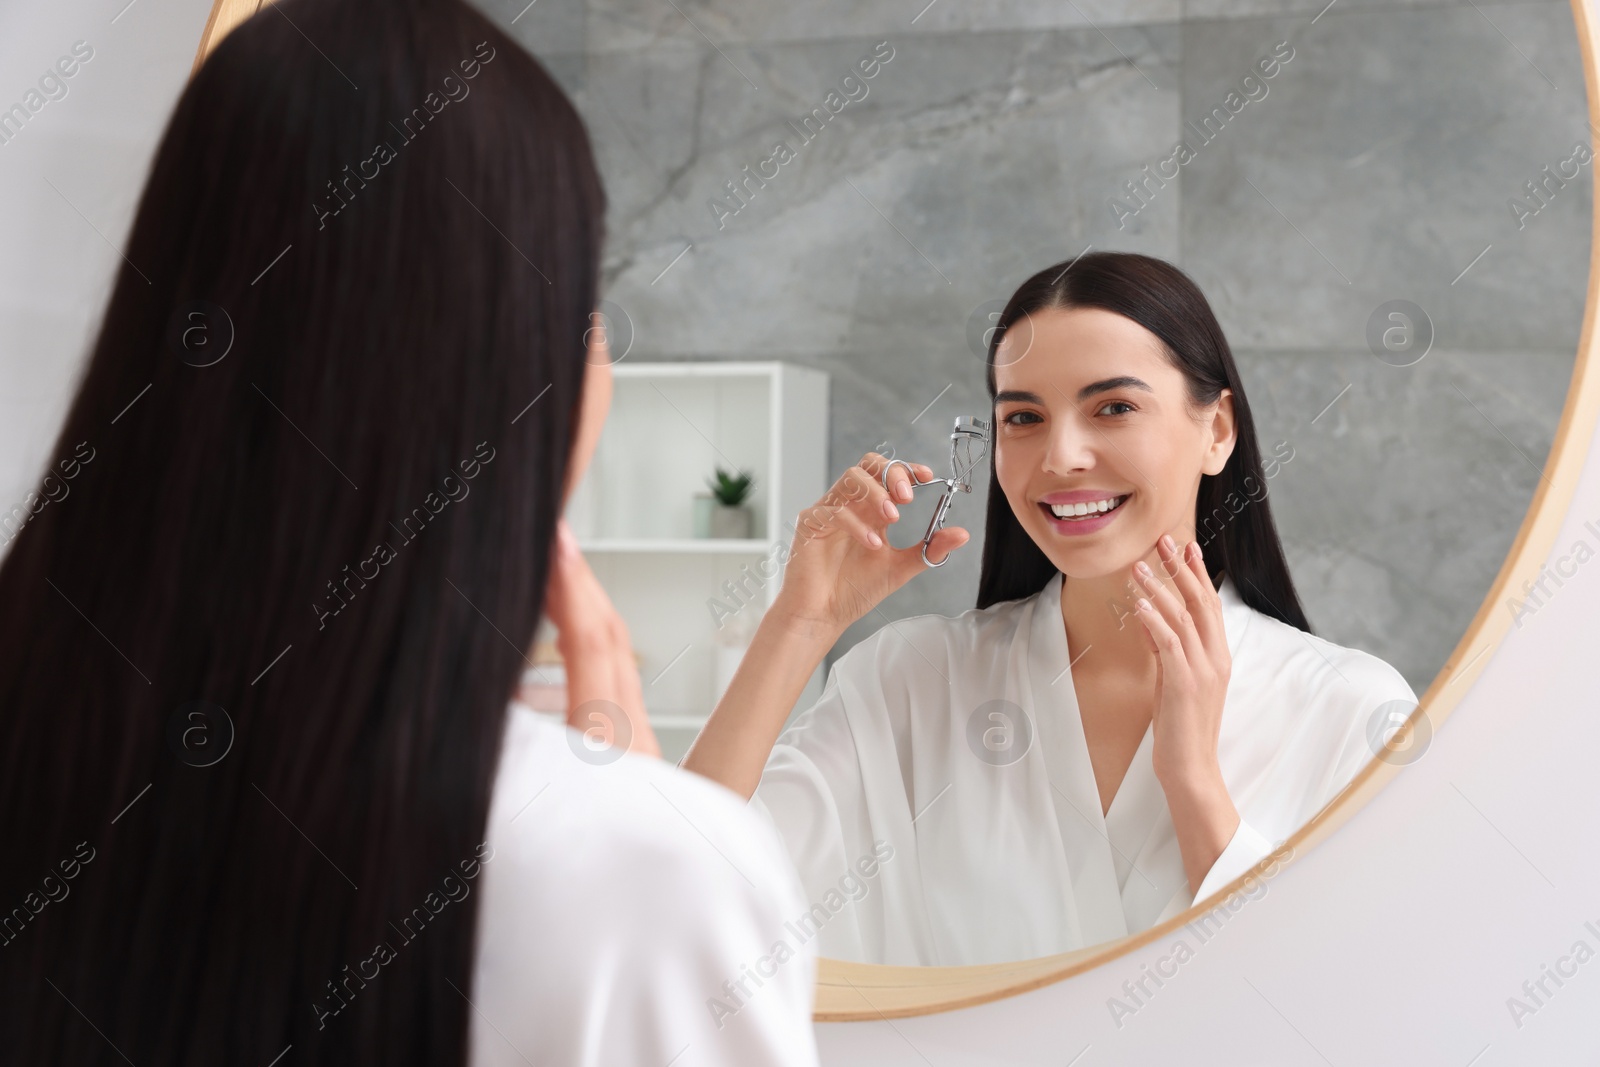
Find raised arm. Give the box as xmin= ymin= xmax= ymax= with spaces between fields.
xmin=680 ymin=452 xmax=970 ymax=799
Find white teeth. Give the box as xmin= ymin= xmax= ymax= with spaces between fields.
xmin=1048 ymin=495 xmax=1127 ymax=519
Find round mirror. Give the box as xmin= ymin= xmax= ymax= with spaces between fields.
xmin=195 ymin=0 xmax=1598 ymax=1021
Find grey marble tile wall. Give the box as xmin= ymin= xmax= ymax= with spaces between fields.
xmin=473 ymin=0 xmax=1589 ymax=696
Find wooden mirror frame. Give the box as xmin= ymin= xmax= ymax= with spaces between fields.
xmin=193 ymin=0 xmax=1600 ymax=1021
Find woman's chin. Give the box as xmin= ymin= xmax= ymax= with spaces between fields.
xmin=1035 ymin=536 xmax=1140 ymax=583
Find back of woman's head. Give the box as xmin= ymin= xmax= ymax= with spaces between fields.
xmin=0 ymin=1 xmax=603 ymax=1062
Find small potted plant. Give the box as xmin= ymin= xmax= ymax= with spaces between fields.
xmin=694 ymin=466 xmax=756 ymax=539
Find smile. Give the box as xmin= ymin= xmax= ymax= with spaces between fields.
xmin=1037 ymin=494 xmax=1131 ymax=535
xmin=1045 ymin=495 xmax=1129 ymax=519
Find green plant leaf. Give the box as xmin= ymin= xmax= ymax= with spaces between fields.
xmin=706 ymin=465 xmax=755 ymax=505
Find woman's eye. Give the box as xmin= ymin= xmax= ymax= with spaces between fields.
xmin=1097 ymin=401 xmax=1135 ymax=417
xmin=1002 ymin=410 xmax=1041 ymax=426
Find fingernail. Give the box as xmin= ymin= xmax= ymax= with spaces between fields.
xmin=868 ymin=531 xmax=883 ymax=547
xmin=1137 ymin=597 xmax=1151 ymax=612
xmin=1191 ymin=541 xmax=1202 ymax=559
xmin=883 ymin=499 xmax=899 ymax=521
xmin=1135 ymin=561 xmax=1152 ymax=578
xmin=1160 ymin=534 xmax=1175 ymax=553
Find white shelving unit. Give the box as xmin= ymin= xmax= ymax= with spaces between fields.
xmin=558 ymin=361 xmax=831 ymax=763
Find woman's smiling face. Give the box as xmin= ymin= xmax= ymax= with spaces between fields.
xmin=993 ymin=305 xmax=1236 ymax=580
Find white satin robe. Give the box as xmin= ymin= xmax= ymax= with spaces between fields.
xmin=748 ymin=570 xmax=1418 ymax=966
xmin=472 ymin=703 xmax=819 ymax=1066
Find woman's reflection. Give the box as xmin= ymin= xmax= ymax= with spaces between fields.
xmin=684 ymin=251 xmax=1417 ymax=966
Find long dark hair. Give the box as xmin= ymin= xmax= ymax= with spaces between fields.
xmin=976 ymin=251 xmax=1310 ymax=632
xmin=0 ymin=1 xmax=603 ymax=1064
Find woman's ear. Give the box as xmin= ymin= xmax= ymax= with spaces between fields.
xmin=562 ymin=313 xmax=613 ymax=510
xmin=1201 ymin=388 xmax=1236 ymax=477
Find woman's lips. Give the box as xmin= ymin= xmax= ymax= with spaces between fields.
xmin=1038 ymin=493 xmax=1130 ymax=537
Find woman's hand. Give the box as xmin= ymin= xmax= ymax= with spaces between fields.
xmin=681 ymin=453 xmax=968 ymax=797
xmin=769 ymin=452 xmax=971 ymax=639
xmin=1130 ymin=534 xmax=1239 ymax=894
xmin=539 ymin=517 xmax=661 ymax=759
xmin=1131 ymin=535 xmax=1230 ymax=788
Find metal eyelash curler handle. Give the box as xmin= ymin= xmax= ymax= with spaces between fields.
xmin=878 ymin=460 xmax=948 ymax=568
xmin=880 ymin=415 xmax=991 ymax=568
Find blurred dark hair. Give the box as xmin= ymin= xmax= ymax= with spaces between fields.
xmin=0 ymin=1 xmax=603 ymax=1063
xmin=976 ymin=251 xmax=1310 ymax=632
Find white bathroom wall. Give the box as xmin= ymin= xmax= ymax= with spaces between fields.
xmin=0 ymin=0 xmax=216 ymax=532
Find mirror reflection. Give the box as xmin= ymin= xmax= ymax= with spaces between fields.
xmin=504 ymin=0 xmax=1589 ymax=965
xmin=687 ymin=254 xmax=1426 ymax=965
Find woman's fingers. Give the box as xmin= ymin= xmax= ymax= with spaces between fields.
xmin=773 ymin=451 xmax=957 ymax=634
xmin=857 ymin=452 xmax=934 ymax=505
xmin=542 ymin=520 xmax=589 ymax=640
xmin=1133 ymin=558 xmax=1205 ymax=678
xmin=836 ymin=456 xmax=895 ymax=526
xmin=545 ymin=519 xmax=659 ymax=758
xmin=837 ymin=454 xmax=921 ymax=538
xmin=793 ymin=463 xmax=898 ymax=555
xmin=877 ymin=456 xmax=918 ymax=504
xmin=1182 ymin=539 xmax=1226 ymax=654
xmin=1155 ymin=536 xmax=1222 ymax=656
xmin=1132 ymin=592 xmax=1181 ymax=699
xmin=832 ymin=505 xmax=885 ymax=550
xmin=855 ymin=451 xmax=892 ymax=484
xmin=922 ymin=525 xmax=969 ymax=566
xmin=885 ymin=461 xmax=935 ymax=503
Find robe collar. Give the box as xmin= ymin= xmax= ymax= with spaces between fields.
xmin=1023 ymin=568 xmax=1255 ymax=946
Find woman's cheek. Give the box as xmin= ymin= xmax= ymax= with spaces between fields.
xmin=993 ymin=449 xmax=1023 ymax=505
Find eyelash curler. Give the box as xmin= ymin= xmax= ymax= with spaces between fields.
xmin=879 ymin=415 xmax=991 ymax=568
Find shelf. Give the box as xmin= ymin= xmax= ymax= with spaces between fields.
xmin=651 ymin=714 xmax=711 ymax=730
xmin=561 ymin=360 xmax=830 ymax=730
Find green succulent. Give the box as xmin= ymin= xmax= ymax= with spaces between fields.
xmin=706 ymin=466 xmax=755 ymax=506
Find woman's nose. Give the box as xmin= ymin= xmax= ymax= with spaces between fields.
xmin=1040 ymin=411 xmax=1098 ymax=473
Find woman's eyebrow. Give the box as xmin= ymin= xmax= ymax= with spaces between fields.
xmin=994 ymin=377 xmax=1153 ymax=406
xmin=1077 ymin=376 xmax=1153 ymax=401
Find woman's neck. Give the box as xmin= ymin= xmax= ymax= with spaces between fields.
xmin=1057 ymin=536 xmax=1196 ymax=678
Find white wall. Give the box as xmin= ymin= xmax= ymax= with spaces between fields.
xmin=0 ymin=0 xmax=215 ymax=522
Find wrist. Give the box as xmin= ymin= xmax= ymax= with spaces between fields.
xmin=552 ymin=615 xmax=620 ymax=658
xmin=1156 ymin=758 xmax=1228 ymax=805
xmin=762 ymin=600 xmax=846 ymax=647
